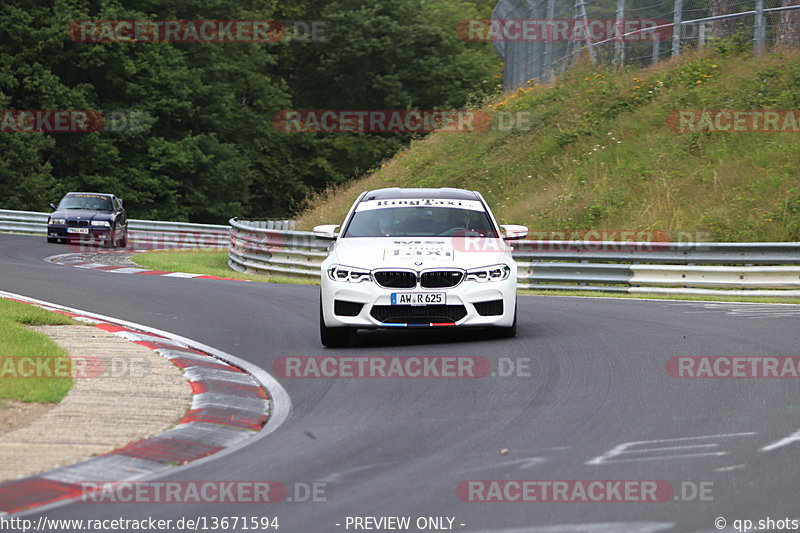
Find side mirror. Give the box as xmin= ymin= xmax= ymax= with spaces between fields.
xmin=49 ymin=203 xmax=58 ymax=210
xmin=313 ymin=224 xmax=340 ymax=240
xmin=500 ymin=224 xmax=528 ymax=240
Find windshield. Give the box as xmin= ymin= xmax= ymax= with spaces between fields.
xmin=58 ymin=194 xmax=113 ymax=211
xmin=343 ymin=199 xmax=498 ymax=238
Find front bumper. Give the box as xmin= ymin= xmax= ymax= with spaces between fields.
xmin=321 ymin=274 xmax=517 ymax=329
xmin=48 ymin=226 xmax=116 ymax=242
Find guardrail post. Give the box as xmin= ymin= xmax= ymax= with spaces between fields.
xmin=672 ymin=0 xmax=683 ymax=56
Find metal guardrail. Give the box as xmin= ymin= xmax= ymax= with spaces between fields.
xmin=227 ymin=219 xmax=800 ymax=296
xmin=510 ymin=240 xmax=800 ymax=264
xmin=0 ymin=208 xmax=232 ymax=250
xmin=228 ymin=218 xmax=327 ymax=277
xmin=3 ymin=211 xmax=797 ymax=296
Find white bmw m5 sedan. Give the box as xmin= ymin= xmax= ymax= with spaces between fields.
xmin=314 ymin=187 xmax=528 ymax=347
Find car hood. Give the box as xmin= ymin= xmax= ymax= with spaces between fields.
xmin=51 ymin=210 xmax=113 ymax=221
xmin=330 ymin=237 xmax=511 ymax=270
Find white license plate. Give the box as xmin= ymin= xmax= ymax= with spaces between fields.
xmin=67 ymin=228 xmax=89 ymax=234
xmin=391 ymin=292 xmax=444 ymax=306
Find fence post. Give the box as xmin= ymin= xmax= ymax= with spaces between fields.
xmin=614 ymin=0 xmax=626 ymax=65
xmin=576 ymin=0 xmax=597 ymax=62
xmin=652 ymin=36 xmax=660 ymax=64
xmin=754 ymin=0 xmax=766 ymax=54
xmin=671 ymin=0 xmax=683 ymax=56
xmin=698 ymin=22 xmax=706 ymax=52
xmin=544 ymin=0 xmax=556 ymax=79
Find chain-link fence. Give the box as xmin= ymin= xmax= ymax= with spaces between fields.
xmin=491 ymin=0 xmax=800 ymax=88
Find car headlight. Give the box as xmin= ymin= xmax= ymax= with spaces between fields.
xmin=327 ymin=265 xmax=372 ymax=283
xmin=91 ymin=220 xmax=111 ymax=227
xmin=48 ymin=218 xmax=66 ymax=225
xmin=466 ymin=264 xmax=511 ymax=282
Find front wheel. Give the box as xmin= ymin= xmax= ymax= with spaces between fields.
xmin=494 ymin=302 xmax=517 ymax=338
xmin=47 ymin=237 xmax=58 ymax=244
xmin=320 ymin=301 xmax=351 ymax=348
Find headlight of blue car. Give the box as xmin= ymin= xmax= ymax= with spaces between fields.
xmin=48 ymin=218 xmax=66 ymax=225
xmin=91 ymin=220 xmax=111 ymax=227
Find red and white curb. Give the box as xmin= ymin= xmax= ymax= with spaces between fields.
xmin=45 ymin=252 xmax=248 ymax=282
xmin=0 ymin=290 xmax=290 ymax=516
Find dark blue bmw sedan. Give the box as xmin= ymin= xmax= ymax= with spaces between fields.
xmin=47 ymin=192 xmax=128 ymax=248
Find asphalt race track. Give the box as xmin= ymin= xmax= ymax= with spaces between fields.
xmin=2 ymin=232 xmax=799 ymax=533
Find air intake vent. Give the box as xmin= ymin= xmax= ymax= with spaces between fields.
xmin=334 ymin=300 xmax=364 ymax=317
xmin=370 ymin=305 xmax=467 ymax=324
xmin=474 ymin=300 xmax=504 ymax=316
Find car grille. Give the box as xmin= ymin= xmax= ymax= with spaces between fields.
xmin=370 ymin=305 xmax=467 ymax=324
xmin=334 ymin=300 xmax=364 ymax=317
xmin=67 ymin=220 xmax=89 ymax=228
xmin=474 ymin=299 xmax=504 ymax=316
xmin=373 ymin=271 xmax=417 ymax=289
xmin=421 ymin=270 xmax=464 ymax=288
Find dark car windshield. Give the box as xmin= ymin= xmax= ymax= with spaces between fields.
xmin=58 ymin=195 xmax=113 ymax=211
xmin=343 ymin=200 xmax=498 ymax=238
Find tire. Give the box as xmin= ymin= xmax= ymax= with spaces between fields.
xmin=320 ymin=301 xmax=351 ymax=348
xmin=118 ymin=234 xmax=127 ymax=248
xmin=47 ymin=237 xmax=58 ymax=243
xmin=495 ymin=301 xmax=518 ymax=338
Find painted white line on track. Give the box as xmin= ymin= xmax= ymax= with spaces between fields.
xmin=761 ymin=428 xmax=800 ymax=452
xmin=586 ymin=432 xmax=758 ymax=465
xmin=715 ymin=464 xmax=746 ymax=472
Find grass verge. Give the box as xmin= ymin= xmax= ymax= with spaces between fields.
xmin=298 ymin=50 xmax=800 ymax=242
xmin=0 ymin=299 xmax=74 ymax=403
xmin=132 ymin=249 xmax=319 ymax=285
